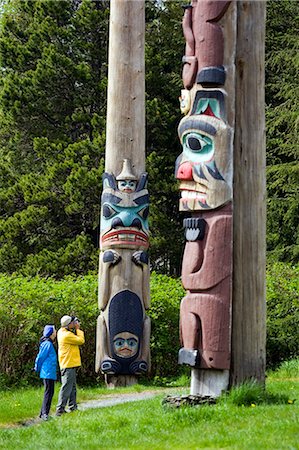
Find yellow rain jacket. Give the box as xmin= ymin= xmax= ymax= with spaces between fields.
xmin=57 ymin=327 xmax=85 ymax=369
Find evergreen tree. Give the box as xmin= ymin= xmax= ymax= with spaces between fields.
xmin=0 ymin=0 xmax=297 ymax=278
xmin=265 ymin=0 xmax=299 ymax=263
xmin=145 ymin=0 xmax=185 ymax=276
xmin=0 ymin=0 xmax=108 ymax=276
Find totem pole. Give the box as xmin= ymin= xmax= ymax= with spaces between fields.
xmin=176 ymin=0 xmax=234 ymax=397
xmin=96 ymin=0 xmax=150 ymax=386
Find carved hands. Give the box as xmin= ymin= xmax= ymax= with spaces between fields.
xmin=103 ymin=250 xmax=121 ymax=265
xmin=132 ymin=250 xmax=149 ymax=266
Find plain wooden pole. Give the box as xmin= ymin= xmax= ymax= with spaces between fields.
xmin=231 ymin=1 xmax=266 ymax=386
xmin=105 ymin=0 xmax=145 ymax=177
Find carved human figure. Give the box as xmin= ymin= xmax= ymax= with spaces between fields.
xmin=182 ymin=0 xmax=231 ymax=88
xmin=176 ymin=89 xmax=233 ymax=371
xmin=178 ymin=205 xmax=232 ymax=369
xmin=175 ymin=90 xmax=232 ymax=210
xmin=96 ymin=160 xmax=150 ymax=375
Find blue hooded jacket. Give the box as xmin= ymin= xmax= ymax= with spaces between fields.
xmin=34 ymin=326 xmax=57 ymax=380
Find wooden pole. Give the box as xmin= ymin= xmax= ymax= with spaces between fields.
xmin=105 ymin=0 xmax=145 ymax=176
xmin=96 ymin=0 xmax=150 ymax=388
xmin=231 ymin=0 xmax=266 ymax=385
xmin=176 ymin=0 xmax=235 ymax=398
xmin=176 ymin=0 xmax=266 ymax=397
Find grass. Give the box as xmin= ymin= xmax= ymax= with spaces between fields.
xmin=0 ymin=383 xmax=170 ymax=427
xmin=0 ymin=360 xmax=298 ymax=449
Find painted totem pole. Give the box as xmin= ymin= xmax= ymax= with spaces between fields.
xmin=176 ymin=0 xmax=234 ymax=397
xmin=95 ymin=0 xmax=150 ymax=385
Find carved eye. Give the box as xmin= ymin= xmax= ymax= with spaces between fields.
xmin=102 ymin=204 xmax=117 ymax=219
xmin=186 ymin=133 xmax=207 ymax=152
xmin=138 ymin=206 xmax=149 ymax=220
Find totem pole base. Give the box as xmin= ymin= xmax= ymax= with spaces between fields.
xmin=190 ymin=369 xmax=229 ymax=398
xmin=105 ymin=374 xmax=138 ymax=389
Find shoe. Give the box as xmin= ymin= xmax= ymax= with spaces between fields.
xmin=69 ymin=407 xmax=78 ymax=412
xmin=40 ymin=414 xmax=49 ymax=421
xmin=55 ymin=409 xmax=66 ymax=416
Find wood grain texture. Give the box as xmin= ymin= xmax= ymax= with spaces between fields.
xmin=97 ymin=1 xmax=148 ymax=385
xmin=231 ymin=0 xmax=266 ymax=385
xmin=105 ymin=0 xmax=145 ymax=177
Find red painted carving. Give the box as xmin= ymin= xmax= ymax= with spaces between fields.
xmin=182 ymin=0 xmax=231 ymax=88
xmin=178 ymin=1 xmax=233 ymax=376
xmin=179 ymin=203 xmax=232 ymax=369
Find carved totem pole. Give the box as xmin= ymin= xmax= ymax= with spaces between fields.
xmin=96 ymin=0 xmax=150 ymax=386
xmin=176 ymin=0 xmax=234 ymax=397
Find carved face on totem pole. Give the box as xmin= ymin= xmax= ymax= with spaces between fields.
xmin=100 ymin=160 xmax=149 ymax=251
xmin=175 ymin=90 xmax=232 ymax=211
xmin=97 ymin=159 xmax=150 ymax=376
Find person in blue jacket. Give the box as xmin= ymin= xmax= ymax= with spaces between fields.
xmin=34 ymin=325 xmax=57 ymax=421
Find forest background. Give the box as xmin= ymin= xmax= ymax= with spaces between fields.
xmin=0 ymin=0 xmax=298 ymax=386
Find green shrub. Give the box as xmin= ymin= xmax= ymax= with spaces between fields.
xmin=0 ymin=272 xmax=185 ymax=386
xmin=266 ymin=262 xmax=299 ymax=368
xmin=0 ymin=263 xmax=298 ymax=387
xmin=148 ymin=273 xmax=185 ymax=377
xmin=0 ymin=275 xmax=98 ymax=387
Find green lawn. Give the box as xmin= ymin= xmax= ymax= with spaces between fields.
xmin=0 ymin=383 xmax=172 ymax=427
xmin=0 ymin=361 xmax=298 ymax=449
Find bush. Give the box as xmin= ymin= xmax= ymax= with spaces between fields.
xmin=0 ymin=273 xmax=185 ymax=387
xmin=0 ymin=263 xmax=298 ymax=387
xmin=0 ymin=275 xmax=98 ymax=387
xmin=148 ymin=273 xmax=185 ymax=377
xmin=266 ymin=262 xmax=299 ymax=368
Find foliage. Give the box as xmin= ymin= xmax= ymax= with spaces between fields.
xmin=0 ymin=274 xmax=99 ymax=387
xmin=0 ymin=272 xmax=185 ymax=387
xmin=148 ymin=272 xmax=185 ymax=377
xmin=0 ymin=0 xmax=297 ymax=278
xmin=145 ymin=1 xmax=185 ymax=276
xmin=0 ymin=0 xmax=108 ymax=277
xmin=0 ymin=0 xmax=187 ymax=278
xmin=266 ymin=0 xmax=299 ymax=263
xmin=266 ymin=262 xmax=299 ymax=368
xmin=0 ymin=265 xmax=298 ymax=387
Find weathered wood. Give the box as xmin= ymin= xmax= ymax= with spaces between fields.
xmin=231 ymin=1 xmax=266 ymax=385
xmin=105 ymin=375 xmax=138 ymax=389
xmin=176 ymin=0 xmax=235 ymax=398
xmin=96 ymin=0 xmax=150 ymax=386
xmin=190 ymin=369 xmax=229 ymax=397
xmin=105 ymin=0 xmax=145 ymax=176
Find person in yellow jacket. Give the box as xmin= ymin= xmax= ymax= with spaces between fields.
xmin=56 ymin=315 xmax=85 ymax=416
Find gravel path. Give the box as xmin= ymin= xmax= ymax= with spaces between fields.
xmin=3 ymin=389 xmax=176 ymax=429
xmin=78 ymin=390 xmax=162 ymax=411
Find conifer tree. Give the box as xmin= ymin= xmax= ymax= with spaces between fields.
xmin=266 ymin=0 xmax=299 ymax=263
xmin=0 ymin=0 xmax=108 ymax=276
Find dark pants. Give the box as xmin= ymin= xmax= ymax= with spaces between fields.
xmin=56 ymin=368 xmax=77 ymax=412
xmin=40 ymin=379 xmax=55 ymax=416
